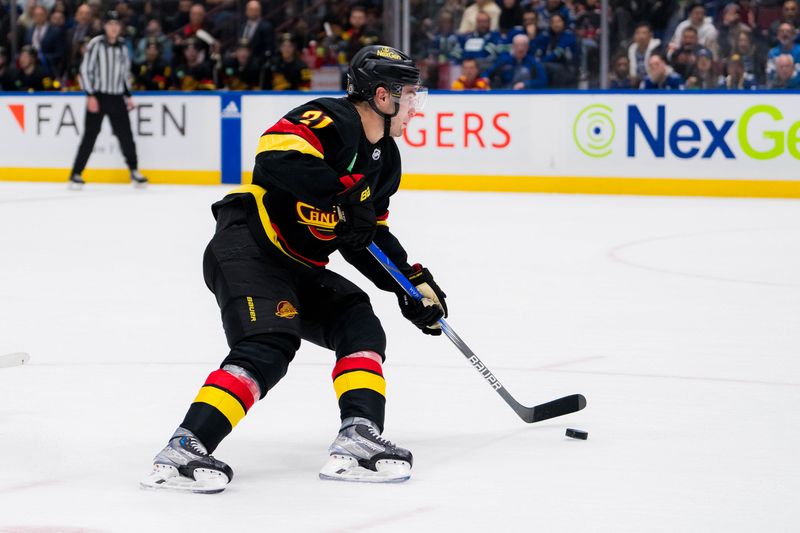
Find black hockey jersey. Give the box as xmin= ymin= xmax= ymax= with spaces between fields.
xmin=213 ymin=97 xmax=413 ymax=292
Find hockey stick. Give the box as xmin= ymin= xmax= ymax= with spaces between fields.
xmin=0 ymin=352 xmax=30 ymax=368
xmin=367 ymin=243 xmax=586 ymax=423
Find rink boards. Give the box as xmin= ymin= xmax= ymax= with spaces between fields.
xmin=1 ymin=90 xmax=799 ymax=197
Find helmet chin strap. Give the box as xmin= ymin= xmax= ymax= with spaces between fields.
xmin=367 ymin=96 xmax=400 ymax=140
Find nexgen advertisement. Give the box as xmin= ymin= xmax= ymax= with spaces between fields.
xmin=0 ymin=95 xmax=220 ymax=183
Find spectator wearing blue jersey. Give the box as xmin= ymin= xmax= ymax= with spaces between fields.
xmin=767 ymin=23 xmax=800 ymax=80
xmin=718 ymin=53 xmax=758 ymax=89
xmin=536 ymin=0 xmax=574 ymax=33
xmin=485 ymin=33 xmax=547 ymax=89
xmin=454 ymin=11 xmax=502 ymax=72
xmin=640 ymin=52 xmax=685 ymax=90
xmin=536 ymin=13 xmax=580 ymax=87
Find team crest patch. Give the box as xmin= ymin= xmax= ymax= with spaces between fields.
xmin=275 ymin=301 xmax=298 ymax=319
xmin=372 ymin=148 xmax=381 ymax=160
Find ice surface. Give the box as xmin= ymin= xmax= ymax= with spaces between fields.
xmin=1 ymin=182 xmax=798 ymax=532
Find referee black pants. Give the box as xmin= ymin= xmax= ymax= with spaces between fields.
xmin=71 ymin=93 xmax=138 ymax=175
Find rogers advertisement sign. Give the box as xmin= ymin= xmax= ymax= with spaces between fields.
xmin=401 ymin=111 xmax=511 ymax=149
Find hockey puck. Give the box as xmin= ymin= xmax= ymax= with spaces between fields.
xmin=565 ymin=428 xmax=588 ymax=440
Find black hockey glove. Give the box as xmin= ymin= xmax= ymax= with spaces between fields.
xmin=334 ymin=174 xmax=376 ymax=251
xmin=397 ymin=264 xmax=448 ymax=336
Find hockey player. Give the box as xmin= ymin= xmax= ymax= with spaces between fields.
xmin=141 ymin=45 xmax=446 ymax=493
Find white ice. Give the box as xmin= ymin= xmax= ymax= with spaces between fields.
xmin=1 ymin=182 xmax=798 ymax=532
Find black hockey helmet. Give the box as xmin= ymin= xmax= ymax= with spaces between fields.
xmin=346 ymin=45 xmax=426 ymax=138
xmin=347 ymin=45 xmax=421 ymax=101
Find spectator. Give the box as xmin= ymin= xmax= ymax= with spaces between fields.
xmin=769 ymin=0 xmax=800 ymax=45
xmin=166 ymin=0 xmax=191 ymax=33
xmin=640 ymin=52 xmax=685 ymax=89
xmin=427 ymin=11 xmax=460 ymax=64
xmin=718 ymin=53 xmax=757 ymax=89
xmin=485 ymin=33 xmax=547 ymax=89
xmin=499 ymin=0 xmax=524 ymax=34
xmin=716 ymin=3 xmax=749 ymax=60
xmin=769 ymin=53 xmax=800 ymax=87
xmin=731 ymin=27 xmax=766 ymax=86
xmin=171 ymin=37 xmax=215 ymax=90
xmin=668 ymin=2 xmax=717 ymax=57
xmin=7 ymin=44 xmax=55 ymax=91
xmin=459 ymin=0 xmax=502 ymax=34
xmin=341 ymin=5 xmax=380 ymax=64
xmin=177 ymin=3 xmax=213 ymax=43
xmin=439 ymin=0 xmax=466 ymax=33
xmin=686 ymin=48 xmax=717 ymax=89
xmin=669 ymin=27 xmax=701 ymax=79
xmin=264 ymin=35 xmax=311 ymax=90
xmin=63 ymin=36 xmax=92 ymax=91
xmin=26 ymin=4 xmax=66 ymax=76
xmin=628 ymin=22 xmax=661 ymax=85
xmin=114 ymin=0 xmax=142 ymax=38
xmin=575 ymin=0 xmax=601 ymax=82
xmin=609 ymin=54 xmax=635 ymax=88
xmin=454 ymin=11 xmax=501 ymax=71
xmin=239 ymin=0 xmax=274 ymax=67
xmin=536 ymin=12 xmax=580 ymax=87
xmin=767 ymin=23 xmax=800 ymax=79
xmin=66 ymin=5 xmax=99 ymax=73
xmin=451 ymin=57 xmax=491 ymax=89
xmin=536 ymin=0 xmax=573 ymax=32
xmin=424 ymin=11 xmax=460 ymax=88
xmin=133 ymin=37 xmax=171 ymax=90
xmin=135 ymin=19 xmax=173 ymax=65
xmin=220 ymin=38 xmax=260 ymax=89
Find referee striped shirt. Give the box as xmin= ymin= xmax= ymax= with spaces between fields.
xmin=79 ymin=35 xmax=132 ymax=96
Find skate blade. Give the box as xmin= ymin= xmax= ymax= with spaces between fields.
xmin=319 ymin=455 xmax=411 ymax=483
xmin=131 ymin=180 xmax=148 ymax=189
xmin=139 ymin=464 xmax=229 ymax=494
xmin=67 ymin=182 xmax=84 ymax=191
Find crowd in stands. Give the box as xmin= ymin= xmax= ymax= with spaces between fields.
xmin=1 ymin=0 xmax=799 ymax=92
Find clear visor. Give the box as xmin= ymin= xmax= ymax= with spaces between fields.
xmin=393 ymin=85 xmax=428 ymax=112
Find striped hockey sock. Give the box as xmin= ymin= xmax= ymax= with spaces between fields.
xmin=180 ymin=366 xmax=261 ymax=453
xmin=332 ymin=351 xmax=386 ymax=431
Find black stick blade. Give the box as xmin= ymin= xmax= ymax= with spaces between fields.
xmin=519 ymin=394 xmax=587 ymax=424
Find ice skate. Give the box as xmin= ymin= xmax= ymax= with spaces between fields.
xmin=68 ymin=173 xmax=85 ymax=190
xmin=140 ymin=428 xmax=233 ymax=494
xmin=319 ymin=417 xmax=412 ymax=483
xmin=130 ymin=169 xmax=148 ymax=188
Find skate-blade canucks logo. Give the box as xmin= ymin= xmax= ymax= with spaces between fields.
xmin=573 ymin=104 xmax=615 ymax=158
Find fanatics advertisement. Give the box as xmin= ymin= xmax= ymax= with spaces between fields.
xmin=0 ymin=94 xmax=220 ymax=183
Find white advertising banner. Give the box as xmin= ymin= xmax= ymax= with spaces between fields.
xmin=397 ymin=92 xmax=800 ymax=181
xmin=240 ymin=92 xmax=800 ymax=195
xmin=0 ymin=94 xmax=220 ymax=183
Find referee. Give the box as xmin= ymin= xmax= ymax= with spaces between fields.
xmin=69 ymin=10 xmax=147 ymax=188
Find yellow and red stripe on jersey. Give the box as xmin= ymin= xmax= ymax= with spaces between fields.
xmin=225 ymin=184 xmax=328 ymax=268
xmin=332 ymin=356 xmax=385 ymax=400
xmin=192 ymin=369 xmax=257 ymax=429
xmin=257 ymin=118 xmax=324 ymax=159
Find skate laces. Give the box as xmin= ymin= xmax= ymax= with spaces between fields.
xmin=365 ymin=425 xmax=395 ymax=448
xmin=179 ymin=436 xmax=208 ymax=456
